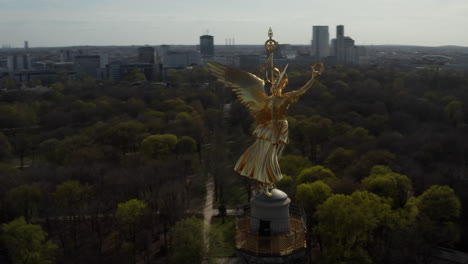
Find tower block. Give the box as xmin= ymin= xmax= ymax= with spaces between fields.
xmin=236 ymin=189 xmax=307 ymax=263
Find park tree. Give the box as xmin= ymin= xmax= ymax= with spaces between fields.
xmin=324 ymin=147 xmax=356 ymax=175
xmin=362 ymin=166 xmax=413 ymax=208
xmin=416 ymin=185 xmax=461 ymax=247
xmin=53 ymin=181 xmax=92 ymax=251
xmin=176 ymin=136 xmax=197 ymax=155
xmin=0 ymin=131 xmax=12 ymax=161
xmin=276 ymin=175 xmax=294 ymax=196
xmin=12 ymin=132 xmax=32 ymax=169
xmin=316 ymin=191 xmax=394 ymax=264
xmin=71 ymin=100 xmax=97 ymax=124
xmin=298 ymin=115 xmax=333 ymax=161
xmin=2 ymin=217 xmax=58 ymax=264
xmin=296 ymin=181 xmax=332 ymax=212
xmin=344 ymin=126 xmax=375 ymax=148
xmin=417 ymin=185 xmax=460 ymax=223
xmin=445 ymin=100 xmax=464 ymax=127
xmin=141 ymin=134 xmax=178 ymax=159
xmin=115 ymin=199 xmax=148 ymax=264
xmin=170 ymin=217 xmax=206 ymax=264
xmin=126 ymin=69 xmax=146 ymax=82
xmin=279 ymin=155 xmax=312 ymax=177
xmin=104 ymin=120 xmax=145 ymax=154
xmin=139 ymin=110 xmax=165 ymax=133
xmin=296 ymin=165 xmax=335 ymax=184
xmin=0 ymin=77 xmax=16 ymax=90
xmin=350 ymin=150 xmax=395 ymax=180
xmin=6 ymin=184 xmax=43 ymax=222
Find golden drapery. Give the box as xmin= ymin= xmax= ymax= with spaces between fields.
xmin=234 ymin=119 xmax=288 ymax=183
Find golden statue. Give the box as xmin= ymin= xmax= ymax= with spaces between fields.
xmin=209 ymin=28 xmax=324 ymax=196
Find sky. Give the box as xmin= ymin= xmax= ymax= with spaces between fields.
xmin=1 ymin=0 xmax=467 ymax=47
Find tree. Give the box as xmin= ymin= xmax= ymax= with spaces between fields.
xmin=0 ymin=77 xmax=16 ymax=90
xmin=296 ymin=181 xmax=332 ymax=211
xmin=170 ymin=217 xmax=206 ymax=264
xmin=126 ymin=69 xmax=146 ymax=82
xmin=53 ymin=181 xmax=91 ymax=211
xmin=298 ymin=115 xmax=333 ymax=161
xmin=362 ymin=166 xmax=413 ymax=208
xmin=2 ymin=217 xmax=57 ymax=264
xmin=324 ymin=147 xmax=356 ymax=175
xmin=53 ymin=181 xmax=91 ymax=251
xmin=7 ymin=184 xmax=43 ymax=222
xmin=417 ymin=185 xmax=460 ymax=223
xmin=114 ymin=199 xmax=147 ymax=264
xmin=276 ymin=175 xmax=294 ymax=196
xmin=445 ymin=100 xmax=464 ymax=127
xmin=296 ymin=165 xmax=335 ymax=184
xmin=0 ymin=131 xmax=12 ymax=161
xmin=141 ymin=134 xmax=178 ymax=159
xmin=115 ymin=199 xmax=148 ymax=226
xmin=104 ymin=120 xmax=145 ymax=154
xmin=350 ymin=150 xmax=395 ymax=180
xmin=176 ymin=136 xmax=197 ymax=155
xmin=279 ymin=155 xmax=312 ymax=177
xmin=416 ymin=185 xmax=461 ymax=247
xmin=315 ymin=191 xmax=394 ymax=264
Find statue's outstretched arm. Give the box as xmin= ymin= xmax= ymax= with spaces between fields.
xmin=285 ymin=63 xmax=323 ymax=103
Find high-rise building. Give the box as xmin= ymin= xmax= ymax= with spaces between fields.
xmin=336 ymin=25 xmax=345 ymax=63
xmin=200 ymin=35 xmax=214 ymax=57
xmin=344 ymin=37 xmax=356 ymax=64
xmin=60 ymin=50 xmax=73 ymax=62
xmin=24 ymin=41 xmax=28 ymax=49
xmin=311 ymin=26 xmax=329 ymax=59
xmin=138 ymin=46 xmax=155 ymax=64
xmin=74 ymin=55 xmax=100 ymax=79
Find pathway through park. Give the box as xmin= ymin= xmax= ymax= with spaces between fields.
xmin=203 ymin=174 xmax=215 ymax=252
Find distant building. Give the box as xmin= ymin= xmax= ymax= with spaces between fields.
xmin=100 ymin=53 xmax=109 ymax=68
xmin=24 ymin=41 xmax=28 ymax=49
xmin=329 ymin=25 xmax=367 ymax=65
xmin=239 ymin=55 xmax=261 ymax=69
xmin=311 ymin=26 xmax=329 ymax=59
xmin=356 ymin=46 xmax=369 ymax=65
xmin=7 ymin=54 xmax=32 ymax=72
xmin=164 ymin=51 xmax=200 ymax=68
xmin=60 ymin=50 xmax=73 ymax=62
xmin=13 ymin=70 xmax=75 ymax=84
xmin=336 ymin=25 xmax=345 ymax=63
xmin=281 ymin=44 xmax=297 ymax=59
xmin=200 ymin=35 xmax=214 ymax=57
xmin=344 ymin=36 xmax=356 ymax=64
xmin=74 ymin=55 xmax=101 ymax=79
xmin=108 ymin=63 xmax=161 ymax=81
xmin=138 ymin=46 xmax=155 ymax=64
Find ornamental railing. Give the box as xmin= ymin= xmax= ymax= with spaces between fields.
xmin=235 ymin=204 xmax=307 ymax=256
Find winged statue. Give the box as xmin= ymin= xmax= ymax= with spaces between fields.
xmin=208 ymin=29 xmax=324 ymax=196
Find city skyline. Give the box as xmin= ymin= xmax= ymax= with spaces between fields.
xmin=1 ymin=0 xmax=468 ymax=47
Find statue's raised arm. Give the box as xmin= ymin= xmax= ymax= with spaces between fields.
xmin=283 ymin=62 xmax=324 ymax=103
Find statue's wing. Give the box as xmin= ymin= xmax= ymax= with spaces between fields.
xmin=208 ymin=62 xmax=268 ymax=122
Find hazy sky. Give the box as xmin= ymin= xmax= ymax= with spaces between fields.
xmin=1 ymin=0 xmax=467 ymax=47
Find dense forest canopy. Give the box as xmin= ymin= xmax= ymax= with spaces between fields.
xmin=0 ymin=64 xmax=467 ymax=263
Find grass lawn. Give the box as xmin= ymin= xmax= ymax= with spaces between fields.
xmin=210 ymin=216 xmax=236 ymax=257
